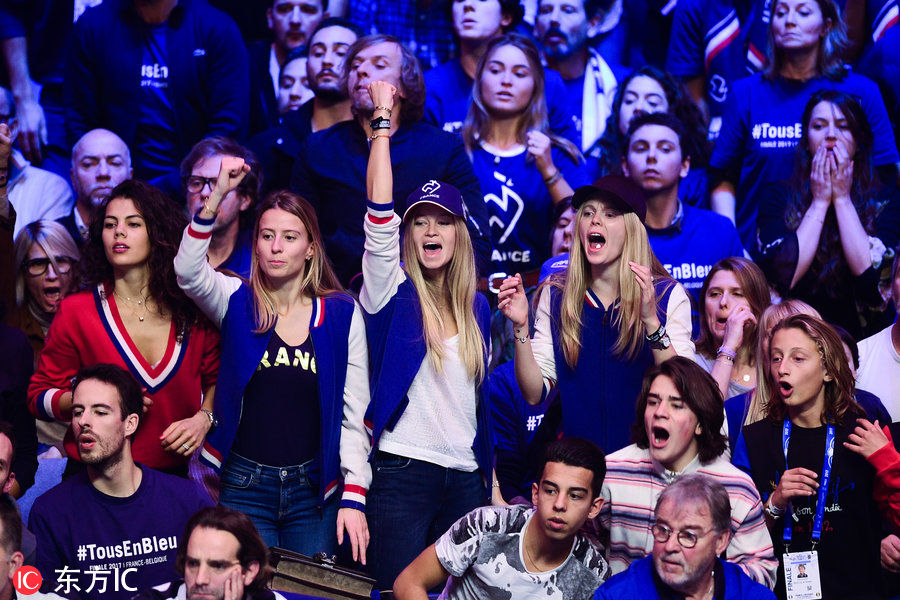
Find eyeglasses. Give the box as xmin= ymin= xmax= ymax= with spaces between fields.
xmin=22 ymin=257 xmax=75 ymax=276
xmin=185 ymin=176 xmax=217 ymax=194
xmin=651 ymin=523 xmax=717 ymax=549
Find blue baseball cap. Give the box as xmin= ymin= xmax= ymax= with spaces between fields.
xmin=403 ymin=180 xmax=466 ymax=222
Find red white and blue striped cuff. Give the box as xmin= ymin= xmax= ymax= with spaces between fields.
xmin=188 ymin=212 xmax=217 ymax=239
xmin=366 ymin=200 xmax=394 ymax=224
xmin=340 ymin=484 xmax=367 ymax=511
xmin=39 ymin=388 xmax=66 ymax=421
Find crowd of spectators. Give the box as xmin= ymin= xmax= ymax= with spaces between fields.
xmin=2 ymin=0 xmax=900 ymax=599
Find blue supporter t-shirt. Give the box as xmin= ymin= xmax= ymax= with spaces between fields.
xmin=666 ymin=0 xmax=767 ymax=140
xmin=648 ymin=201 xmax=746 ymax=299
xmin=471 ymin=143 xmax=588 ymax=275
xmin=709 ymin=71 xmax=899 ymax=254
xmin=134 ymin=24 xmax=179 ymax=182
xmin=29 ymin=467 xmax=213 ymax=600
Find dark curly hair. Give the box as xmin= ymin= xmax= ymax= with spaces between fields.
xmin=82 ymin=180 xmax=198 ymax=336
xmin=588 ymin=65 xmax=709 ymax=177
xmin=784 ymin=90 xmax=881 ymax=294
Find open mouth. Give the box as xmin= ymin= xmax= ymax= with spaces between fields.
xmin=779 ymin=381 xmax=793 ymax=397
xmin=651 ymin=426 xmax=670 ymax=446
xmin=423 ymin=242 xmax=442 ymax=256
xmin=113 ymin=244 xmax=129 ymax=253
xmin=587 ymin=232 xmax=606 ymax=250
xmin=43 ymin=286 xmax=61 ymax=304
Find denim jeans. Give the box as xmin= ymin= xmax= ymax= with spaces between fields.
xmin=366 ymin=452 xmax=485 ymax=591
xmin=218 ymin=453 xmax=338 ymax=556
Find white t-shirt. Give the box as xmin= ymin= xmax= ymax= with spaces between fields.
xmin=435 ymin=505 xmax=610 ymax=600
xmin=379 ymin=335 xmax=478 ymax=471
xmin=857 ymin=324 xmax=900 ymax=420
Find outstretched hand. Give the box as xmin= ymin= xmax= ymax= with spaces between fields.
xmin=337 ymin=508 xmax=369 ymax=565
xmin=843 ymin=419 xmax=889 ymax=459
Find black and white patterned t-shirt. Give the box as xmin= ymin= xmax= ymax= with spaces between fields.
xmin=435 ymin=504 xmax=610 ymax=600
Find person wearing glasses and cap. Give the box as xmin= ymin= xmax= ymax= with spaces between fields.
xmin=497 ymin=175 xmax=694 ymax=454
xmin=594 ymin=474 xmax=776 ymax=599
xmin=599 ymin=357 xmax=777 ymax=588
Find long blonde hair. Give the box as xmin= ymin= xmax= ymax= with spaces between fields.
xmin=556 ymin=204 xmax=671 ymax=368
xmin=402 ymin=212 xmax=486 ymax=384
xmin=249 ymin=191 xmax=343 ymax=334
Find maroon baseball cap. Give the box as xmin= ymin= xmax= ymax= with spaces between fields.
xmin=571 ymin=175 xmax=647 ymax=223
xmin=403 ymin=180 xmax=466 ymax=222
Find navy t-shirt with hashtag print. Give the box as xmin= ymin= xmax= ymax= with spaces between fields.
xmin=710 ymin=71 xmax=898 ymax=253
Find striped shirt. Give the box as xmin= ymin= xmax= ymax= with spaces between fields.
xmin=599 ymin=444 xmax=777 ymax=588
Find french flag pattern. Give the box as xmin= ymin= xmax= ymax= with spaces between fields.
xmin=705 ymin=10 xmax=740 ymax=70
xmin=201 ymin=442 xmax=223 ymax=470
xmin=872 ymin=0 xmax=898 ymax=42
xmin=187 ymin=211 xmax=216 ymax=239
xmin=341 ymin=483 xmax=367 ymax=510
xmin=746 ymin=42 xmax=766 ymax=72
xmin=94 ymin=284 xmax=189 ymax=394
xmin=367 ymin=199 xmax=395 ymax=225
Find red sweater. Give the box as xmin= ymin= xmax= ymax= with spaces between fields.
xmin=28 ymin=284 xmax=220 ymax=469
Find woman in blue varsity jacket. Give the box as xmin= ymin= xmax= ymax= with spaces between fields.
xmin=360 ymin=81 xmax=498 ymax=590
xmin=173 ymin=157 xmax=371 ymax=562
xmin=498 ymin=175 xmax=695 ymax=454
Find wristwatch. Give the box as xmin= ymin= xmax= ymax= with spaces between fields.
xmin=646 ymin=323 xmax=671 ymax=350
xmin=200 ymin=409 xmax=218 ymax=433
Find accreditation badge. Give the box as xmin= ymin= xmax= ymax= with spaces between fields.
xmin=783 ymin=551 xmax=822 ymax=600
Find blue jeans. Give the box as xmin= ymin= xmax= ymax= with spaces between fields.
xmin=218 ymin=453 xmax=338 ymax=556
xmin=366 ymin=452 xmax=485 ymax=591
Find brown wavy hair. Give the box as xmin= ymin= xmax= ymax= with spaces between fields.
xmin=82 ymin=180 xmax=198 ymax=336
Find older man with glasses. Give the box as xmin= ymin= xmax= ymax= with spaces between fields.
xmin=594 ymin=474 xmax=776 ymax=600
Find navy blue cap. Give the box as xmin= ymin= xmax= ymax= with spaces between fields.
xmin=571 ymin=175 xmax=647 ymax=223
xmin=403 ymin=180 xmax=466 ymax=222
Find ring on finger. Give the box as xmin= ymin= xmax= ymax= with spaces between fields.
xmin=182 ymin=443 xmax=191 ymax=451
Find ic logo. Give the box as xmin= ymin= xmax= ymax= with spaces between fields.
xmin=13 ymin=566 xmax=42 ymax=595
xmin=421 ymin=180 xmax=440 ymax=194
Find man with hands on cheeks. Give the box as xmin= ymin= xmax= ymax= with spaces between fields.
xmin=843 ymin=417 xmax=900 ymax=574
xmin=134 ymin=506 xmax=287 ymax=600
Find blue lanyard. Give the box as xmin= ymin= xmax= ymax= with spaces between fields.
xmin=781 ymin=421 xmax=835 ymax=549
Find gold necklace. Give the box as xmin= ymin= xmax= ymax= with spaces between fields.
xmin=114 ymin=290 xmax=149 ymax=323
